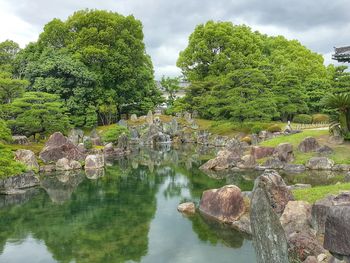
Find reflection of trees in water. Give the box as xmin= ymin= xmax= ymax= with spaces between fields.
xmin=0 ymin=166 xmax=163 ymax=263
xmin=188 ymin=213 xmax=249 ymax=249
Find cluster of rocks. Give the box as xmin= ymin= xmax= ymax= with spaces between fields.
xmin=201 ymin=136 xmax=344 ymax=173
xmin=178 ymin=169 xmax=350 ymax=263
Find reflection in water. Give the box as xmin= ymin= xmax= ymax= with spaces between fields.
xmin=0 ymin=145 xmax=347 ymax=263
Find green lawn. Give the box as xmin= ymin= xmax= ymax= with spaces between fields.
xmin=293 ymin=183 xmax=350 ymax=203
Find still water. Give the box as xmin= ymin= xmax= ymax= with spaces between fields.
xmin=0 ymin=146 xmax=256 ymax=263
xmin=0 ymin=145 xmax=347 ymax=263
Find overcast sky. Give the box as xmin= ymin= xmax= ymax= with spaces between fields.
xmin=0 ymin=0 xmax=349 ymax=79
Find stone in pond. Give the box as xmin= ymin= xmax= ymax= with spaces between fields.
xmin=177 ymin=202 xmax=195 ymax=215
xmin=199 ymin=185 xmax=245 ymax=223
xmin=306 ymin=157 xmax=334 ymax=170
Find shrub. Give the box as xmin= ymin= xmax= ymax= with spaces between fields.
xmin=251 ymin=124 xmax=264 ymax=134
xmin=267 ymin=124 xmax=282 ymax=133
xmin=0 ymin=144 xmax=26 ymax=178
xmin=0 ymin=119 xmax=11 ymax=143
xmin=101 ymin=125 xmax=130 ymax=144
xmin=293 ymin=114 xmax=312 ymax=124
xmin=312 ymin=114 xmax=330 ymax=124
xmin=84 ymin=138 xmax=93 ymax=150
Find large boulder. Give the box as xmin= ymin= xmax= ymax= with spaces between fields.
xmin=117 ymin=133 xmax=129 ymax=150
xmin=263 ymin=157 xmax=285 ymax=169
xmin=280 ymin=201 xmax=313 ymax=237
xmin=237 ymin=154 xmax=257 ymax=169
xmin=251 ymin=146 xmax=275 ymax=159
xmin=254 ymin=169 xmax=294 ymax=215
xmin=199 ymin=185 xmax=245 ymax=223
xmin=250 ymin=177 xmax=289 ymax=263
xmin=56 ymin=158 xmax=82 ymax=171
xmin=0 ymin=172 xmax=40 ymax=194
xmin=85 ymin=154 xmax=105 ymax=170
xmin=12 ymin=135 xmax=29 ymax=145
xmin=273 ymin=143 xmax=294 ymax=162
xmin=288 ymin=232 xmax=325 ymax=262
xmin=39 ymin=132 xmax=85 ymax=163
xmin=306 ymin=157 xmax=334 ymax=170
xmin=324 ymin=205 xmax=350 ymax=256
xmin=14 ymin=149 xmax=39 ymax=171
xmin=199 ymin=149 xmax=241 ymax=171
xmin=298 ymin=137 xmax=320 ymax=153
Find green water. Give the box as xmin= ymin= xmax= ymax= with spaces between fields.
xmin=0 ymin=146 xmax=257 ymax=263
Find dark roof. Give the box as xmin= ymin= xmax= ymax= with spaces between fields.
xmin=333 ymin=46 xmax=350 ymax=62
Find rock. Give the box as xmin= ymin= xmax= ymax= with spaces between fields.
xmin=211 ymin=136 xmax=228 ymax=147
xmin=280 ymin=201 xmax=313 ymax=237
xmin=130 ymin=114 xmax=137 ymax=121
xmin=288 ymin=232 xmax=325 ymax=261
xmin=0 ymin=172 xmax=40 ymax=194
xmin=84 ymin=154 xmax=105 ymax=170
xmin=306 ymin=157 xmax=334 ymax=170
xmin=56 ymin=158 xmax=82 ymax=171
xmin=146 ymin=110 xmax=153 ymax=125
xmin=225 ymin=139 xmax=244 ymax=156
xmin=231 ymin=214 xmax=252 ymax=235
xmin=12 ymin=135 xmax=29 ymax=145
xmin=263 ymin=157 xmax=285 ymax=169
xmin=68 ymin=129 xmax=84 ymax=145
xmin=332 ymin=164 xmax=350 ymax=171
xmin=328 ymin=256 xmax=350 ymax=263
xmin=298 ymin=137 xmax=320 ymax=153
xmin=39 ymin=165 xmax=56 ymax=173
xmin=328 ymin=135 xmax=344 ymax=145
xmin=250 ymin=146 xmax=275 ymax=159
xmin=199 ymin=149 xmax=241 ymax=171
xmin=253 ymin=169 xmax=294 ymax=215
xmin=39 ymin=132 xmax=85 ymax=163
xmin=117 ymin=133 xmax=129 ymax=150
xmin=258 ymin=130 xmax=273 ymax=141
xmin=303 ymin=256 xmax=318 ymax=263
xmin=324 ymin=205 xmax=350 ymax=256
xmin=317 ymin=145 xmax=334 ymax=155
xmin=85 ymin=168 xmax=105 ymax=179
xmin=250 ymin=178 xmax=289 ymax=263
xmin=284 ymin=164 xmax=306 ymax=172
xmin=311 ymin=193 xmax=350 ymax=235
xmin=177 ymin=202 xmax=196 ymax=215
xmin=274 ymin=143 xmax=294 ymax=162
xmin=14 ymin=149 xmax=39 ymax=171
xmin=197 ymin=130 xmax=210 ymax=145
xmin=237 ymin=154 xmax=257 ymax=169
xmin=317 ymin=254 xmax=327 ymax=262
xmin=199 ymin=185 xmax=245 ymax=223
xmin=118 ymin=119 xmax=128 ymax=127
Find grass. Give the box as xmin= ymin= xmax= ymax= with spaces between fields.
xmin=293 ymin=183 xmax=350 ymax=203
xmin=9 ymin=142 xmax=45 ymax=155
xmin=259 ymin=129 xmax=350 ymax=165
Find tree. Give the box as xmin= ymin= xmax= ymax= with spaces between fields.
xmin=160 ymin=76 xmax=181 ymax=105
xmin=0 ymin=40 xmax=20 ymax=72
xmin=177 ymin=21 xmax=329 ymax=121
xmin=0 ymin=119 xmax=11 ymax=143
xmin=1 ymin=92 xmax=70 ymax=138
xmin=15 ymin=10 xmax=162 ymax=127
xmin=0 ymin=71 xmax=28 ymax=103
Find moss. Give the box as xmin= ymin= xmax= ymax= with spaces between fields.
xmin=293 ymin=183 xmax=350 ymax=203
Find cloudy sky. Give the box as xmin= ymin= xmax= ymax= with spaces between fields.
xmin=0 ymin=0 xmax=349 ymax=79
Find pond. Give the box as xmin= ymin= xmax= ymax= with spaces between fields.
xmin=0 ymin=145 xmax=347 ymax=263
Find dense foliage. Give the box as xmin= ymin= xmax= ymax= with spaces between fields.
xmin=1 ymin=92 xmax=70 ymax=138
xmin=0 ymin=144 xmax=26 ymax=178
xmin=176 ymin=21 xmax=350 ymax=122
xmin=101 ymin=125 xmax=130 ymax=144
xmin=14 ymin=10 xmax=162 ymax=128
xmin=160 ymin=76 xmax=181 ymax=106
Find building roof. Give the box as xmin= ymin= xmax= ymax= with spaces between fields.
xmin=332 ymin=46 xmax=350 ymax=62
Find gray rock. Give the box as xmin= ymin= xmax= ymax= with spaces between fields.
xmin=197 ymin=130 xmax=210 ymax=145
xmin=118 ymin=119 xmax=128 ymax=127
xmin=332 ymin=164 xmax=350 ymax=171
xmin=324 ymin=204 xmax=350 ymax=256
xmin=130 ymin=114 xmax=137 ymax=121
xmin=68 ymin=128 xmax=84 ymax=145
xmin=117 ymin=133 xmax=129 ymax=150
xmin=0 ymin=172 xmax=40 ymax=194
xmin=328 ymin=135 xmax=344 ymax=145
xmin=306 ymin=157 xmax=334 ymax=170
xmin=14 ymin=149 xmax=39 ymax=171
xmin=56 ymin=158 xmax=82 ymax=171
xmin=273 ymin=143 xmax=294 ymax=162
xmin=303 ymin=256 xmax=318 ymax=263
xmin=250 ymin=180 xmax=289 ymax=263
xmin=288 ymin=232 xmax=325 ymax=262
xmin=264 ymin=157 xmax=285 ymax=169
xmin=12 ymin=135 xmax=29 ymax=145
xmin=84 ymin=154 xmax=105 ymax=170
xmin=298 ymin=137 xmax=320 ymax=153
xmin=237 ymin=154 xmax=257 ymax=169
xmin=39 ymin=165 xmax=56 ymax=173
xmin=146 ymin=110 xmax=153 ymax=125
xmin=317 ymin=145 xmax=334 ymax=155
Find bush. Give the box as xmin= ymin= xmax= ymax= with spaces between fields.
xmin=267 ymin=124 xmax=282 ymax=133
xmin=251 ymin=124 xmax=264 ymax=134
xmin=293 ymin=114 xmax=312 ymax=124
xmin=312 ymin=114 xmax=329 ymax=124
xmin=84 ymin=138 xmax=93 ymax=150
xmin=101 ymin=125 xmax=129 ymax=144
xmin=0 ymin=119 xmax=11 ymax=143
xmin=0 ymin=144 xmax=26 ymax=178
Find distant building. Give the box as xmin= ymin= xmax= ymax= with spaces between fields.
xmin=332 ymin=46 xmax=350 ymax=63
xmin=155 ymin=80 xmax=189 ymax=101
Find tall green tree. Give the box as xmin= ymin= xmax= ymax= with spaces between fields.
xmin=15 ymin=9 xmax=162 ymax=127
xmin=160 ymin=76 xmax=181 ymax=105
